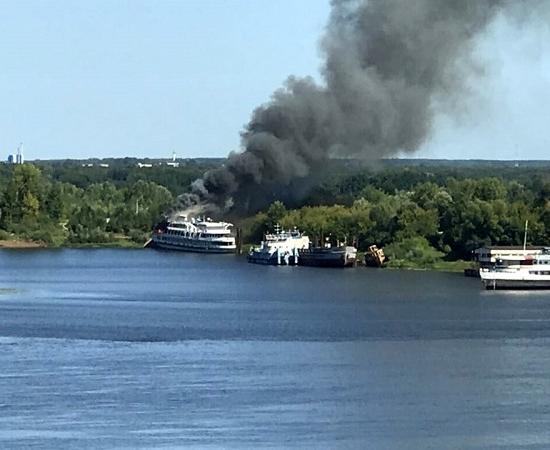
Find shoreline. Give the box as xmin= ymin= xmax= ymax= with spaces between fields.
xmin=0 ymin=241 xmax=472 ymax=273
xmin=0 ymin=239 xmax=46 ymax=249
xmin=0 ymin=239 xmax=142 ymax=250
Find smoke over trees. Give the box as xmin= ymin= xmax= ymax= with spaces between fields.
xmin=178 ymin=0 xmax=537 ymax=216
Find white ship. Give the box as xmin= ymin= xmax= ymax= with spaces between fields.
xmin=480 ymin=247 xmax=550 ymax=289
xmin=248 ymin=226 xmax=310 ymax=265
xmin=152 ymin=216 xmax=236 ymax=253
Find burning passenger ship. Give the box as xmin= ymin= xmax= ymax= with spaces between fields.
xmin=152 ymin=215 xmax=236 ymax=253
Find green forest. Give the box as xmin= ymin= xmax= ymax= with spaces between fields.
xmin=247 ymin=162 xmax=550 ymax=267
xmin=0 ymin=159 xmax=215 ymax=246
xmin=0 ymin=159 xmax=549 ymax=268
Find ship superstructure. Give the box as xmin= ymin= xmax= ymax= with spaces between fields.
xmin=152 ymin=215 xmax=236 ymax=253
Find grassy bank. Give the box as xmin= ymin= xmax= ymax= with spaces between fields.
xmin=0 ymin=236 xmax=143 ymax=249
xmin=0 ymin=239 xmax=46 ymax=249
xmin=66 ymin=240 xmax=143 ymax=249
xmin=384 ymin=259 xmax=472 ymax=272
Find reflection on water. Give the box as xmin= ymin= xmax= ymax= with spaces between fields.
xmin=1 ymin=249 xmax=550 ymax=448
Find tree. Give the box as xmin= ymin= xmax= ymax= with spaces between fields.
xmin=1 ymin=164 xmax=44 ymax=224
xmin=45 ymin=184 xmax=63 ymax=220
xmin=265 ymin=201 xmax=287 ymax=231
xmin=385 ymin=237 xmax=444 ymax=268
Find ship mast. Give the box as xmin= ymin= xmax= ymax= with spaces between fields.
xmin=523 ymin=220 xmax=529 ymax=251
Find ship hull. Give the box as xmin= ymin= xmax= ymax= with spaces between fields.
xmin=152 ymin=238 xmax=236 ymax=254
xmin=299 ymin=257 xmax=352 ymax=267
xmin=480 ymin=270 xmax=550 ymax=290
xmin=482 ymin=278 xmax=550 ymax=290
xmin=298 ymin=254 xmax=355 ymax=268
xmin=298 ymin=246 xmax=357 ymax=268
xmin=247 ymin=253 xmax=298 ymax=265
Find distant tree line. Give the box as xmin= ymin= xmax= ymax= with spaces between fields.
xmin=246 ymin=164 xmax=550 ymax=265
xmin=0 ymin=160 xmax=217 ymax=245
xmin=0 ymin=160 xmax=548 ymax=260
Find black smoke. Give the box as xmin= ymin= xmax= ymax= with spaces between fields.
xmin=177 ymin=0 xmax=532 ymax=216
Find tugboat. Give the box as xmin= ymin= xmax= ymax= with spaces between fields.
xmin=151 ymin=215 xmax=236 ymax=253
xmin=247 ymin=225 xmax=310 ymax=265
xmin=298 ymin=240 xmax=357 ymax=268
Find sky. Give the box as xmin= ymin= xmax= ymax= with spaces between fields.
xmin=1 ymin=0 xmax=549 ymax=161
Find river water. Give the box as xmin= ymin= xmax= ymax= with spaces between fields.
xmin=1 ymin=249 xmax=550 ymax=449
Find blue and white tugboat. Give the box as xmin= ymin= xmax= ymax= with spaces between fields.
xmin=247 ymin=225 xmax=310 ymax=265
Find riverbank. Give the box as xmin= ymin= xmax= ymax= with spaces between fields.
xmin=385 ymin=259 xmax=472 ymax=273
xmin=0 ymin=239 xmax=45 ymax=249
xmin=0 ymin=239 xmax=141 ymax=249
xmin=0 ymin=240 xmax=472 ymax=272
xmin=66 ymin=240 xmax=143 ymax=249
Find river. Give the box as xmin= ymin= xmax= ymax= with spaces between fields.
xmin=1 ymin=249 xmax=550 ymax=448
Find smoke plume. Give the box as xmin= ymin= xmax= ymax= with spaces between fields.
xmin=177 ymin=0 xmax=528 ymax=216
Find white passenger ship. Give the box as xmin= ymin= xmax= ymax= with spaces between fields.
xmin=248 ymin=226 xmax=310 ymax=265
xmin=152 ymin=216 xmax=236 ymax=253
xmin=480 ymin=247 xmax=550 ymax=289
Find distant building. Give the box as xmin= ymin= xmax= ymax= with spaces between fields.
xmin=137 ymin=162 xmax=153 ymax=168
xmin=16 ymin=143 xmax=24 ymax=164
xmin=99 ymin=163 xmax=109 ymax=168
xmin=166 ymin=150 xmax=179 ymax=167
xmin=7 ymin=144 xmax=24 ymax=164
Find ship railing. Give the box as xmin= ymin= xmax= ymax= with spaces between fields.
xmin=482 ymin=266 xmax=522 ymax=273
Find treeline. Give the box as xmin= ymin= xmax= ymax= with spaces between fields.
xmin=0 ymin=161 xmax=215 ymax=245
xmin=247 ymin=167 xmax=550 ymax=265
xmin=34 ymin=158 xmax=217 ymax=194
xmin=0 ymin=160 xmax=549 ymax=258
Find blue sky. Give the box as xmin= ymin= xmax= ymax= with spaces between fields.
xmin=1 ymin=1 xmax=549 ymax=160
